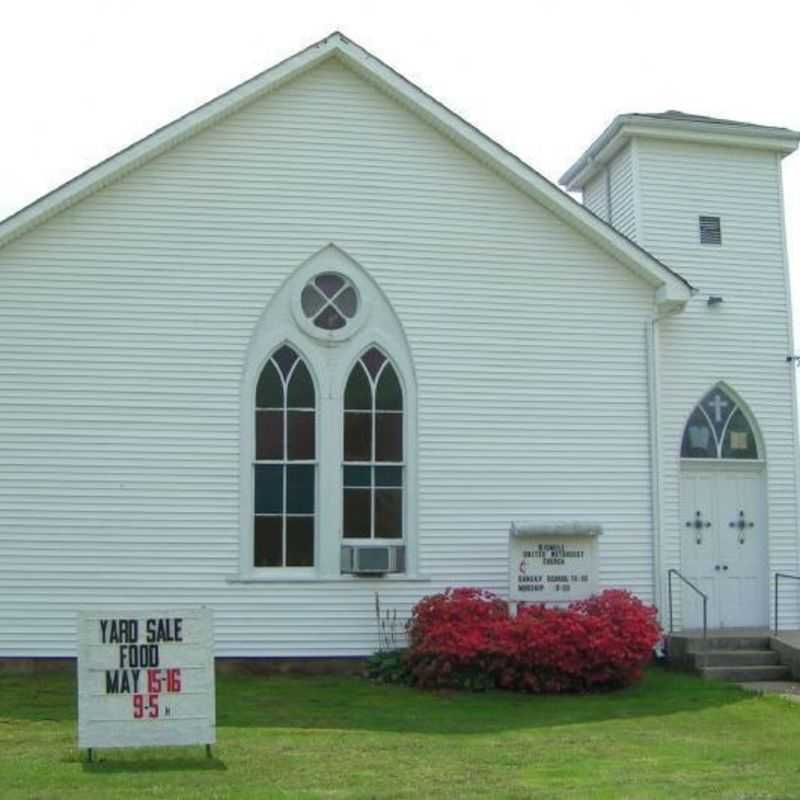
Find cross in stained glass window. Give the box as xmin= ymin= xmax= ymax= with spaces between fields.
xmin=707 ymin=393 xmax=729 ymax=424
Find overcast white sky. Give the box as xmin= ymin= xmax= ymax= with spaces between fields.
xmin=3 ymin=0 xmax=800 ymax=345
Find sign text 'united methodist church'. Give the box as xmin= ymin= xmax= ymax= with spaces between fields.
xmin=509 ymin=522 xmax=602 ymax=603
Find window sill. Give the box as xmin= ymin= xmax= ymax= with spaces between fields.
xmin=226 ymin=574 xmax=430 ymax=585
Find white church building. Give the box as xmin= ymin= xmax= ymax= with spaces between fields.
xmin=1 ymin=32 xmax=799 ymax=659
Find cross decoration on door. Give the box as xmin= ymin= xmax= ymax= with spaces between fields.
xmin=686 ymin=510 xmax=711 ymax=545
xmin=729 ymin=509 xmax=754 ymax=544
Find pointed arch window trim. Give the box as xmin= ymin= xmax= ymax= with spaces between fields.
xmin=238 ymin=244 xmax=420 ymax=581
xmin=681 ymin=385 xmax=760 ymax=461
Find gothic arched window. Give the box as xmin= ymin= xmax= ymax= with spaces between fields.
xmin=241 ymin=244 xmax=417 ymax=578
xmin=343 ymin=347 xmax=404 ymax=539
xmin=681 ymin=386 xmax=758 ymax=460
xmin=254 ymin=344 xmax=316 ymax=567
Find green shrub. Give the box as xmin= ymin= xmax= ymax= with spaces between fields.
xmin=366 ymin=649 xmax=410 ymax=685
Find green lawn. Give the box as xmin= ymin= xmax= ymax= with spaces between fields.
xmin=1 ymin=667 xmax=799 ymax=799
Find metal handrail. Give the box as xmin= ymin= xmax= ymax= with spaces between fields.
xmin=774 ymin=573 xmax=800 ymax=634
xmin=667 ymin=568 xmax=708 ymax=650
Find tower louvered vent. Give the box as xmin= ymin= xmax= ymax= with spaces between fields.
xmin=699 ymin=215 xmax=722 ymax=245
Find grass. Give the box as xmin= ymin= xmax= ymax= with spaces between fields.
xmin=1 ymin=667 xmax=800 ymax=799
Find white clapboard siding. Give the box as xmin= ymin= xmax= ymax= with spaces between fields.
xmin=583 ymin=173 xmax=609 ymax=221
xmin=580 ymin=144 xmax=637 ymax=242
xmin=608 ymin=145 xmax=637 ymax=240
xmin=632 ymin=138 xmax=799 ymax=628
xmin=0 ymin=58 xmax=660 ymax=657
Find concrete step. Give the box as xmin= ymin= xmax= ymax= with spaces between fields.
xmin=697 ymin=650 xmax=780 ymax=667
xmin=700 ymin=664 xmax=792 ymax=682
xmin=686 ymin=636 xmax=771 ymax=652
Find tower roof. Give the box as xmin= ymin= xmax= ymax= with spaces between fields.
xmin=560 ymin=110 xmax=800 ymax=191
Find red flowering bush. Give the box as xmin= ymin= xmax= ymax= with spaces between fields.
xmin=406 ymin=587 xmax=509 ymax=690
xmin=405 ymin=587 xmax=660 ymax=692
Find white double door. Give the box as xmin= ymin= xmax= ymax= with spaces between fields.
xmin=679 ymin=466 xmax=767 ymax=629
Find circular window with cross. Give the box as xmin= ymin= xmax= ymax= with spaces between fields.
xmin=301 ymin=273 xmax=359 ymax=332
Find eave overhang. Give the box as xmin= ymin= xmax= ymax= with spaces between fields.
xmin=561 ymin=114 xmax=800 ymax=192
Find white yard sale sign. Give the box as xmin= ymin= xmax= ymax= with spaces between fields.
xmin=77 ymin=607 xmax=215 ymax=750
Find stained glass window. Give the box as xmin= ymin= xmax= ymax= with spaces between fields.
xmin=681 ymin=387 xmax=758 ymax=460
xmin=721 ymin=409 xmax=759 ymax=459
xmin=343 ymin=348 xmax=403 ymax=539
xmin=254 ymin=345 xmax=316 ymax=567
xmin=301 ymin=272 xmax=359 ymax=331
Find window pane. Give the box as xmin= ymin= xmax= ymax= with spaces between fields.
xmin=681 ymin=407 xmax=717 ymax=458
xmin=286 ymin=517 xmax=314 ymax=567
xmin=286 ymin=464 xmax=314 ymax=514
xmin=343 ymin=465 xmax=371 ymax=487
xmin=344 ymin=412 xmax=372 ymax=461
xmin=254 ymin=516 xmax=283 ymax=567
xmin=287 ymin=411 xmax=315 ymax=461
xmin=301 ymin=285 xmax=325 ymax=317
xmin=375 ymin=413 xmax=403 ymax=462
xmin=315 ymin=273 xmax=344 ymax=298
xmin=254 ymin=465 xmax=283 ymax=514
xmin=256 ymin=410 xmax=283 ymax=460
xmin=345 ymin=363 xmax=371 ymax=410
xmin=256 ymin=361 xmax=283 ymax=408
xmin=376 ymin=363 xmax=403 ymax=410
xmin=375 ymin=489 xmax=402 ymax=539
xmin=314 ymin=305 xmax=346 ymax=330
xmin=272 ymin=345 xmax=298 ymax=378
xmin=287 ymin=361 xmax=315 ymax=408
xmin=722 ymin=409 xmax=758 ymax=459
xmin=334 ymin=287 xmax=357 ymax=318
xmin=343 ymin=489 xmax=371 ymax=538
xmin=362 ymin=347 xmax=386 ymax=379
xmin=375 ymin=465 xmax=402 ymax=487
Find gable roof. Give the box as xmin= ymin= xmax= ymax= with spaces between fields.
xmin=0 ymin=32 xmax=693 ymax=310
xmin=561 ymin=109 xmax=800 ymax=191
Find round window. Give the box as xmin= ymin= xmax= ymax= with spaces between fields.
xmin=301 ymin=273 xmax=358 ymax=331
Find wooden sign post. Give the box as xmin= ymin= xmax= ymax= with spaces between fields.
xmin=77 ymin=607 xmax=215 ymax=760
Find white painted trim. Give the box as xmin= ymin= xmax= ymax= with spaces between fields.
xmin=238 ymin=243 xmax=418 ymax=581
xmin=225 ymin=575 xmax=430 ymax=584
xmin=649 ymin=300 xmax=685 ymax=621
xmin=0 ymin=32 xmax=692 ymax=310
xmin=774 ymin=152 xmax=800 ymax=584
xmin=562 ymin=115 xmax=800 ymax=190
xmin=630 ymin=138 xmax=642 ymax=242
xmin=647 ymin=319 xmax=663 ymax=617
xmin=680 ymin=459 xmax=766 ymax=473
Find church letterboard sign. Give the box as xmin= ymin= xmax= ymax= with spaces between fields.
xmin=509 ymin=522 xmax=603 ymax=603
xmin=77 ymin=607 xmax=215 ymax=750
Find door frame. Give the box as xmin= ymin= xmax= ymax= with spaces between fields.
xmin=679 ymin=458 xmax=768 ymax=629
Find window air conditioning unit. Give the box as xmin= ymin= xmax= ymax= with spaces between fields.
xmin=341 ymin=545 xmax=405 ymax=576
